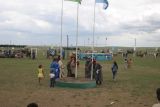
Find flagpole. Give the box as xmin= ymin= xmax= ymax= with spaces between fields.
xmin=75 ymin=3 xmax=79 ymax=79
xmin=60 ymin=0 xmax=64 ymax=59
xmin=134 ymin=38 xmax=136 ymax=51
xmin=134 ymin=38 xmax=136 ymax=57
xmin=91 ymin=0 xmax=96 ymax=80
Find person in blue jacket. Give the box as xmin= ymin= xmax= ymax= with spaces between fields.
xmin=50 ymin=57 xmax=60 ymax=79
xmin=111 ymin=61 xmax=118 ymax=81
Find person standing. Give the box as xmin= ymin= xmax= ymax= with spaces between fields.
xmin=111 ymin=61 xmax=118 ymax=81
xmin=124 ymin=58 xmax=128 ymax=69
xmin=50 ymin=57 xmax=60 ymax=79
xmin=95 ymin=63 xmax=103 ymax=85
xmin=85 ymin=57 xmax=91 ymax=78
xmin=32 ymin=50 xmax=36 ymax=60
xmin=58 ymin=55 xmax=65 ymax=79
xmin=127 ymin=58 xmax=132 ymax=68
xmin=67 ymin=60 xmax=72 ymax=77
xmin=152 ymin=88 xmax=160 ymax=107
xmin=87 ymin=59 xmax=97 ymax=79
xmin=49 ymin=70 xmax=55 ymax=87
xmin=37 ymin=65 xmax=44 ymax=85
xmin=70 ymin=57 xmax=76 ymax=77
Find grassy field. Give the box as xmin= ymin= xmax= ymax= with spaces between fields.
xmin=0 ymin=49 xmax=160 ymax=107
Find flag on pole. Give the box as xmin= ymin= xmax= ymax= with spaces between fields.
xmin=65 ymin=0 xmax=82 ymax=4
xmin=96 ymin=0 xmax=109 ymax=10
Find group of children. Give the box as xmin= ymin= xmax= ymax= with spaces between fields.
xmin=37 ymin=63 xmax=56 ymax=87
xmin=37 ymin=56 xmax=64 ymax=87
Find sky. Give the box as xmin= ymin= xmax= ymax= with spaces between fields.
xmin=0 ymin=0 xmax=160 ymax=47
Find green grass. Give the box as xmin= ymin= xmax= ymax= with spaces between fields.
xmin=0 ymin=49 xmax=160 ymax=107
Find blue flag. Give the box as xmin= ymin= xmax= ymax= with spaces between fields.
xmin=96 ymin=0 xmax=109 ymax=10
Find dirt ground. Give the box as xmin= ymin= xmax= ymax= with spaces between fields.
xmin=0 ymin=84 xmax=155 ymax=107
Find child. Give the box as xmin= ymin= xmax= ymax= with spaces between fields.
xmin=124 ymin=58 xmax=128 ymax=69
xmin=111 ymin=61 xmax=118 ymax=81
xmin=127 ymin=58 xmax=132 ymax=68
xmin=37 ymin=65 xmax=44 ymax=85
xmin=50 ymin=69 xmax=56 ymax=87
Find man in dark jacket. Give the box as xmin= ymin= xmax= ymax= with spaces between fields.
xmin=95 ymin=62 xmax=103 ymax=85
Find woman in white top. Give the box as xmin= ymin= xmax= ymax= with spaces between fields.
xmin=58 ymin=55 xmax=65 ymax=79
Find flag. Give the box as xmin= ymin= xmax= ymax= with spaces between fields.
xmin=96 ymin=0 xmax=109 ymax=10
xmin=65 ymin=0 xmax=82 ymax=4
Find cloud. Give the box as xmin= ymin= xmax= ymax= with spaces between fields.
xmin=0 ymin=0 xmax=160 ymax=47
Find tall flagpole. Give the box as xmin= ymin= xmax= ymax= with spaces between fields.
xmin=91 ymin=0 xmax=96 ymax=80
xmin=60 ymin=0 xmax=64 ymax=59
xmin=134 ymin=38 xmax=136 ymax=51
xmin=75 ymin=3 xmax=79 ymax=79
xmin=134 ymin=38 xmax=136 ymax=57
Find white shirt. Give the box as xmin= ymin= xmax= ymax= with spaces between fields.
xmin=50 ymin=73 xmax=55 ymax=78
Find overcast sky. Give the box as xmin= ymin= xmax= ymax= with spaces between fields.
xmin=0 ymin=0 xmax=160 ymax=47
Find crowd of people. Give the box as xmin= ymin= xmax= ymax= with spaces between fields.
xmin=37 ymin=49 xmax=137 ymax=87
xmin=37 ymin=54 xmax=121 ymax=87
xmin=34 ymin=52 xmax=160 ymax=107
